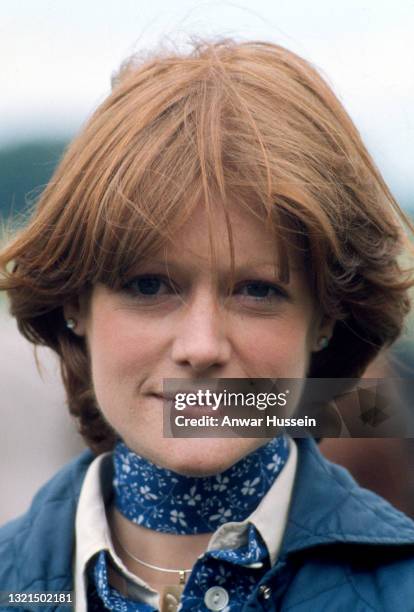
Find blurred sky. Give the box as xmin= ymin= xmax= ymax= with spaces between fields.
xmin=1 ymin=0 xmax=413 ymax=204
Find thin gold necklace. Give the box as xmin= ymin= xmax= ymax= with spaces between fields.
xmin=112 ymin=529 xmax=192 ymax=585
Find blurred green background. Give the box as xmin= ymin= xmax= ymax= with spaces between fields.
xmin=0 ymin=139 xmax=68 ymax=222
xmin=0 ymin=139 xmax=67 ymax=306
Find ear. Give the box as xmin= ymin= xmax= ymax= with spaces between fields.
xmin=63 ymin=295 xmax=89 ymax=337
xmin=312 ymin=315 xmax=336 ymax=353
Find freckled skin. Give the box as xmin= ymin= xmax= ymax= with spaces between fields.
xmin=68 ymin=203 xmax=333 ymax=476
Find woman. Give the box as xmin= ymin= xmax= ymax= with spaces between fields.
xmin=1 ymin=39 xmax=414 ymax=611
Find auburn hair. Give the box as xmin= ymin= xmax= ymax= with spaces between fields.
xmin=1 ymin=39 xmax=413 ymax=453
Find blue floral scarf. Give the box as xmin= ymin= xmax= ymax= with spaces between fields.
xmin=113 ymin=436 xmax=290 ymax=534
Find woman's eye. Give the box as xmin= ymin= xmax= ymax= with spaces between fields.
xmin=236 ymin=281 xmax=287 ymax=303
xmin=120 ymin=276 xmax=286 ymax=306
xmin=122 ymin=275 xmax=174 ymax=299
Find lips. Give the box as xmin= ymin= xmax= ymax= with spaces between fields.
xmin=151 ymin=387 xmax=218 ymax=402
xmin=152 ymin=392 xmax=196 ymax=403
xmin=151 ymin=393 xmax=224 ymax=416
xmin=152 ymin=379 xmax=221 ymax=398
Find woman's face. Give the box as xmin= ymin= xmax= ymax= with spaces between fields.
xmin=67 ymin=203 xmax=333 ymax=475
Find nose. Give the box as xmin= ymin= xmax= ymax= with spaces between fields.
xmin=171 ymin=289 xmax=232 ymax=374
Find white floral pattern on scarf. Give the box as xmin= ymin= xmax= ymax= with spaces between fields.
xmin=113 ymin=436 xmax=289 ymax=534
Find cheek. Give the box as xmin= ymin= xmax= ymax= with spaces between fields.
xmin=236 ymin=317 xmax=311 ymax=377
xmin=87 ymin=311 xmax=160 ymax=402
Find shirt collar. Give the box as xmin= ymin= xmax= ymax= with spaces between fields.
xmin=207 ymin=437 xmax=297 ymax=565
xmin=74 ymin=452 xmax=160 ymax=611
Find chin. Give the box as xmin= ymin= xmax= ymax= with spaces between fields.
xmin=153 ymin=437 xmax=265 ymax=477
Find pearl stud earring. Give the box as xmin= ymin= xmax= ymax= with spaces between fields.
xmin=66 ymin=318 xmax=77 ymax=330
xmin=318 ymin=336 xmax=329 ymax=350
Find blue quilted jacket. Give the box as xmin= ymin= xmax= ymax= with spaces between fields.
xmin=1 ymin=438 xmax=414 ymax=611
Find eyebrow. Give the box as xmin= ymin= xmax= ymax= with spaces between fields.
xmin=134 ymin=258 xmax=300 ymax=277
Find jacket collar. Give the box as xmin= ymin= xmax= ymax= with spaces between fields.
xmin=279 ymin=437 xmax=414 ymax=558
